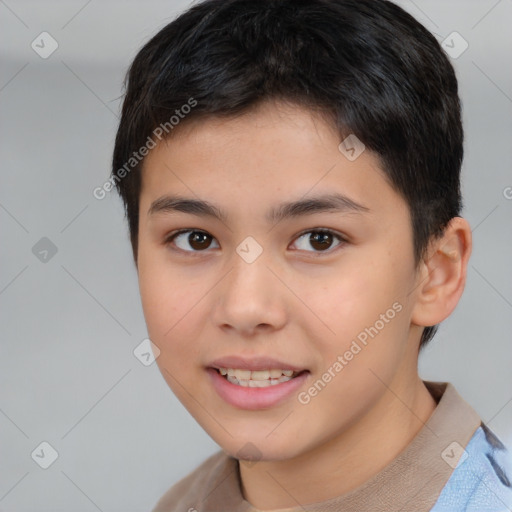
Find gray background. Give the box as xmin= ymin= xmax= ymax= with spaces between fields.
xmin=1 ymin=0 xmax=511 ymax=510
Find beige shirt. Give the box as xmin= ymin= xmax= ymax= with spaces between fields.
xmin=152 ymin=381 xmax=482 ymax=512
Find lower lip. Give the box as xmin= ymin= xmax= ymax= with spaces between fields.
xmin=207 ymin=368 xmax=309 ymax=410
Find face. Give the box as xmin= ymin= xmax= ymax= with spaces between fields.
xmin=137 ymin=101 xmax=424 ymax=461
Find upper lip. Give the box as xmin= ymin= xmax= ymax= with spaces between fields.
xmin=208 ymin=355 xmax=307 ymax=372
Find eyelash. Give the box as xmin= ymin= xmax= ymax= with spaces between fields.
xmin=163 ymin=228 xmax=348 ymax=256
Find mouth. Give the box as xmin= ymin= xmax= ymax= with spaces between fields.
xmin=213 ymin=367 xmax=307 ymax=388
xmin=206 ymin=359 xmax=310 ymax=410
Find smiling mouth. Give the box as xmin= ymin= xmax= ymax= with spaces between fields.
xmin=214 ymin=367 xmax=308 ymax=388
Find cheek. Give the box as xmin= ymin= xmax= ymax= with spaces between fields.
xmin=138 ymin=263 xmax=206 ymax=398
xmin=304 ymin=255 xmax=412 ymax=371
xmin=310 ymin=260 xmax=403 ymax=333
xmin=137 ymin=248 xmax=205 ymax=353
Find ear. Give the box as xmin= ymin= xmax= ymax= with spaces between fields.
xmin=411 ymin=217 xmax=472 ymax=328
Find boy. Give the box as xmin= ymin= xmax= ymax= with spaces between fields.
xmin=111 ymin=0 xmax=512 ymax=510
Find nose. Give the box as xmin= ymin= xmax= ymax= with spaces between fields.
xmin=211 ymin=249 xmax=288 ymax=337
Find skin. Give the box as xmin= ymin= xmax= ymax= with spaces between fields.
xmin=136 ymin=100 xmax=472 ymax=509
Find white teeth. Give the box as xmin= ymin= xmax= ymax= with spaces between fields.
xmin=250 ymin=370 xmax=270 ymax=380
xmin=234 ymin=369 xmax=252 ymax=380
xmin=248 ymin=379 xmax=266 ymax=388
xmin=221 ymin=367 xmax=301 ymax=388
xmin=226 ymin=375 xmax=293 ymax=387
xmin=219 ymin=368 xmax=298 ymax=381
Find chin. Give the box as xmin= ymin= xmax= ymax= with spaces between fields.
xmin=214 ymin=429 xmax=310 ymax=464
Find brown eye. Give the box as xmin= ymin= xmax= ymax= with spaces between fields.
xmin=167 ymin=230 xmax=219 ymax=252
xmin=309 ymin=232 xmax=334 ymax=251
xmin=292 ymin=229 xmax=345 ymax=253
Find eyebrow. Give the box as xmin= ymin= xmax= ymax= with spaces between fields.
xmin=147 ymin=192 xmax=370 ymax=224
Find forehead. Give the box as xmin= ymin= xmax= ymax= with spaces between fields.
xmin=139 ymin=101 xmax=407 ymax=222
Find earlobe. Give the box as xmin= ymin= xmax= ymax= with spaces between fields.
xmin=411 ymin=217 xmax=472 ymax=328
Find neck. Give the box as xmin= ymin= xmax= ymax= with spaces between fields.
xmin=239 ymin=376 xmax=437 ymax=510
